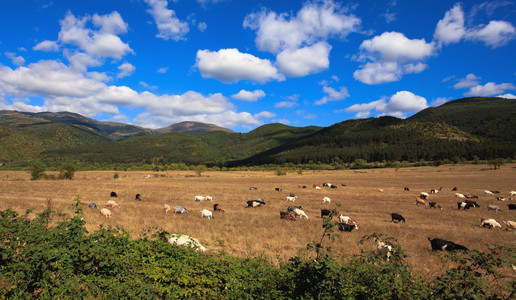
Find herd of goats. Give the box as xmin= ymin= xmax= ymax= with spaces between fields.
xmin=85 ymin=185 xmax=516 ymax=258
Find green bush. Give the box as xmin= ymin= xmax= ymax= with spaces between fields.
xmin=59 ymin=162 xmax=76 ymax=179
xmin=28 ymin=160 xmax=46 ymax=180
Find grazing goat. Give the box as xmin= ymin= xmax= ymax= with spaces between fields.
xmin=322 ymin=197 xmax=331 ymax=203
xmin=339 ymin=223 xmax=358 ymax=232
xmin=496 ymin=197 xmax=507 ymax=201
xmin=194 ymin=195 xmax=206 ymax=202
xmin=429 ymin=202 xmax=443 ymax=209
xmin=110 ymin=191 xmax=117 ymax=197
xmin=165 ymin=233 xmax=206 ymax=252
xmin=479 ymin=218 xmax=502 ymax=229
xmin=280 ymin=211 xmax=296 ymax=221
xmin=464 ymin=194 xmax=478 ymax=199
xmin=287 ymin=206 xmax=303 ymax=213
xmin=455 ymin=193 xmax=466 ymax=199
xmin=428 ymin=238 xmax=468 ymax=251
xmin=135 ymin=194 xmax=142 ymax=201
xmin=313 ymin=184 xmax=320 ymax=188
xmin=292 ymin=208 xmax=308 ymax=219
xmin=246 ymin=199 xmax=266 ymax=208
xmin=510 ymin=191 xmax=516 ymax=196
xmin=430 ymin=187 xmax=443 ymax=194
xmin=503 ymin=220 xmax=516 ymax=231
xmin=416 ymin=198 xmax=428 ymax=206
xmin=163 ymin=204 xmax=171 ymax=213
xmin=419 ymin=192 xmax=429 ymax=200
xmin=100 ymin=208 xmax=112 ymax=218
xmin=508 ymin=204 xmax=516 ymax=210
xmin=376 ymin=241 xmax=392 ymax=261
xmin=452 ymin=187 xmax=457 ymax=191
xmin=106 ymin=200 xmax=120 ymax=208
xmin=286 ymin=196 xmax=298 ymax=202
xmin=315 ymin=186 xmax=322 ymax=190
xmin=391 ymin=213 xmax=405 ymax=223
xmin=338 ymin=215 xmax=357 ymax=225
xmin=275 ymin=187 xmax=282 ymax=191
xmin=484 ymin=190 xmax=495 ymax=195
xmin=404 ymin=187 xmax=410 ymax=191
xmin=205 ymin=196 xmax=214 ymax=201
xmin=320 ymin=209 xmax=331 ymax=217
xmin=487 ymin=204 xmax=502 ymax=212
xmin=213 ymin=204 xmax=225 ymax=213
xmin=88 ymin=202 xmax=99 ymax=209
xmin=465 ymin=200 xmax=480 ymax=208
xmin=249 ymin=187 xmax=258 ymax=190
xmin=201 ymin=209 xmax=214 ymax=219
xmin=173 ymin=206 xmax=189 ymax=214
xmin=457 ymin=201 xmax=474 ymax=210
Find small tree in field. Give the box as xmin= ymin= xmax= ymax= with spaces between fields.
xmin=29 ymin=160 xmax=46 ymax=180
xmin=59 ymin=162 xmax=76 ymax=179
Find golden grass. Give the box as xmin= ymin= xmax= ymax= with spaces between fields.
xmin=1 ymin=164 xmax=515 ymax=274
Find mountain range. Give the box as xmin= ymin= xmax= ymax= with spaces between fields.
xmin=0 ymin=97 xmax=515 ymax=167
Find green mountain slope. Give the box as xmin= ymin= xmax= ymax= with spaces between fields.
xmin=408 ymin=97 xmax=516 ymax=141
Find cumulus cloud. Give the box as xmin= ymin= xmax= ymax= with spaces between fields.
xmin=434 ymin=3 xmax=516 ymax=48
xmin=275 ymin=101 xmax=298 ymax=108
xmin=244 ymin=0 xmax=360 ymax=53
xmin=195 ymin=48 xmax=284 ymax=83
xmin=345 ymin=91 xmax=428 ymax=118
xmin=353 ymin=32 xmax=434 ymax=84
xmin=58 ymin=11 xmax=133 ymax=59
xmin=117 ymin=62 xmax=135 ymax=78
xmin=4 ymin=52 xmax=25 ymax=66
xmin=33 ymin=40 xmax=59 ymax=52
xmin=0 ymin=59 xmax=265 ymax=129
xmin=254 ymin=111 xmax=276 ymax=119
xmin=144 ymin=0 xmax=189 ymax=41
xmin=244 ymin=0 xmax=360 ymax=78
xmin=276 ymin=42 xmax=331 ymax=77
xmin=315 ymin=85 xmax=349 ymax=105
xmin=464 ymin=82 xmax=516 ymax=97
xmin=497 ymin=93 xmax=516 ymax=99
xmin=156 ymin=67 xmax=168 ymax=74
xmin=231 ymin=89 xmax=266 ymax=101
xmin=453 ymin=73 xmax=481 ymax=89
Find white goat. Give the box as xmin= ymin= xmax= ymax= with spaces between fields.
xmin=420 ymin=192 xmax=429 ymax=200
xmin=376 ymin=241 xmax=392 ymax=261
xmin=322 ymin=197 xmax=331 ymax=203
xmin=338 ymin=215 xmax=357 ymax=225
xmin=455 ymin=193 xmax=466 ymax=198
xmin=286 ymin=196 xmax=298 ymax=202
xmin=487 ymin=204 xmax=502 ymax=212
xmin=510 ymin=191 xmax=516 ymax=196
xmin=480 ymin=218 xmax=502 ymax=229
xmin=167 ymin=234 xmax=206 ymax=252
xmin=106 ymin=200 xmax=120 ymax=208
xmin=194 ymin=195 xmax=206 ymax=202
xmin=100 ymin=208 xmax=112 ymax=218
xmin=201 ymin=209 xmax=214 ymax=219
xmin=163 ymin=204 xmax=171 ymax=213
xmin=484 ymin=190 xmax=495 ymax=195
xmin=503 ymin=220 xmax=516 ymax=231
xmin=205 ymin=196 xmax=214 ymax=201
xmin=292 ymin=208 xmax=308 ymax=219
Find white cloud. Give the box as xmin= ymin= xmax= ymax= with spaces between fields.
xmin=195 ymin=48 xmax=284 ymax=83
xmin=315 ymin=85 xmax=349 ymax=105
xmin=276 ymin=42 xmax=331 ymax=77
xmin=275 ymin=101 xmax=298 ymax=108
xmin=144 ymin=0 xmax=189 ymax=41
xmin=4 ymin=52 xmax=25 ymax=66
xmin=353 ymin=32 xmax=434 ymax=84
xmin=434 ymin=3 xmax=516 ymax=48
xmin=198 ymin=22 xmax=207 ymax=32
xmin=244 ymin=0 xmax=360 ymax=53
xmin=157 ymin=67 xmax=168 ymax=74
xmin=453 ymin=73 xmax=481 ymax=89
xmin=231 ymin=89 xmax=266 ymax=101
xmin=254 ymin=111 xmax=276 ymax=119
xmin=345 ymin=91 xmax=428 ymax=118
xmin=434 ymin=3 xmax=465 ymax=46
xmin=0 ymin=59 xmax=266 ymax=129
xmin=64 ymin=51 xmax=103 ymax=73
xmin=58 ymin=11 xmax=133 ymax=59
xmin=464 ymin=82 xmax=516 ymax=96
xmin=33 ymin=40 xmax=59 ymax=52
xmin=139 ymin=81 xmax=157 ymax=89
xmin=117 ymin=62 xmax=135 ymax=78
xmin=497 ymin=93 xmax=516 ymax=99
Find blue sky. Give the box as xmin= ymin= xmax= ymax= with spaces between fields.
xmin=0 ymin=0 xmax=515 ymax=132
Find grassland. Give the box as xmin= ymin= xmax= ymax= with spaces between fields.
xmin=1 ymin=164 xmax=515 ymax=275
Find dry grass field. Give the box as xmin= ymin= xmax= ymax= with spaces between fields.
xmin=1 ymin=164 xmax=515 ymax=275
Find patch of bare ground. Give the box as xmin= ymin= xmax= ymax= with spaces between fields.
xmin=1 ymin=164 xmax=515 ymax=274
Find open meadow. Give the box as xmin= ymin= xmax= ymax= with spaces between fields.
xmin=1 ymin=164 xmax=515 ymax=275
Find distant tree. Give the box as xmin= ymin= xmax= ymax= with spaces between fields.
xmin=29 ymin=160 xmax=46 ymax=180
xmin=488 ymin=158 xmax=505 ymax=170
xmin=195 ymin=165 xmax=206 ymax=177
xmin=59 ymin=162 xmax=76 ymax=179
